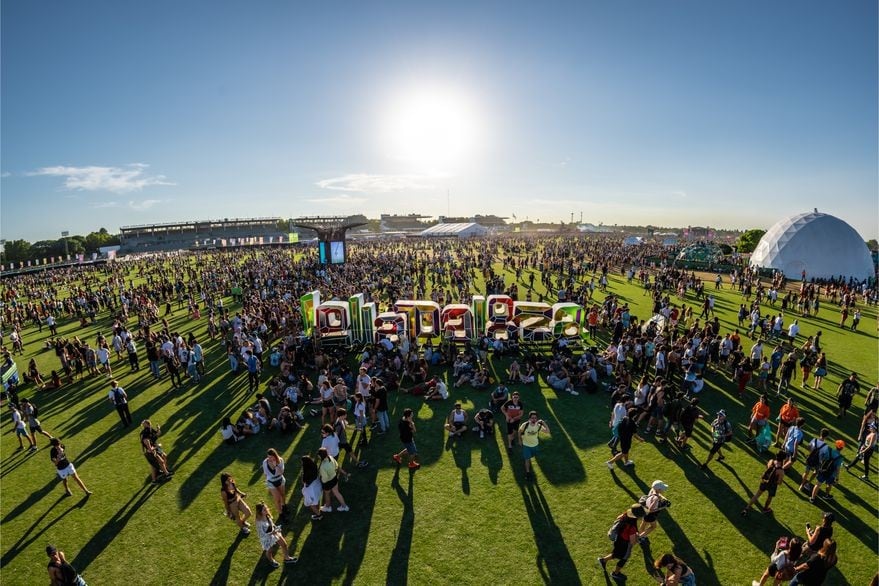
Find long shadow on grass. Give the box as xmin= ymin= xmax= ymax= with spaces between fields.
xmin=209 ymin=531 xmax=247 ymax=586
xmin=445 ymin=436 xmax=472 ymax=494
xmin=385 ymin=467 xmax=415 ymax=586
xmin=0 ymin=492 xmax=88 ymax=566
xmin=518 ymin=478 xmax=581 ymax=585
xmin=72 ymin=483 xmax=159 ymax=572
xmin=515 ymin=384 xmax=586 ymax=485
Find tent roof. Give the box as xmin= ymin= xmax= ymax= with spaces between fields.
xmin=420 ymin=223 xmax=487 ymax=237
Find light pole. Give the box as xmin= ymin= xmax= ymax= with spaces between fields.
xmin=61 ymin=231 xmax=69 ymax=260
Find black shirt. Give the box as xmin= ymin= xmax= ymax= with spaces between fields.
xmin=399 ymin=418 xmax=414 ymax=443
xmin=50 ymin=446 xmax=70 ymax=470
xmin=373 ymin=386 xmax=388 ymax=412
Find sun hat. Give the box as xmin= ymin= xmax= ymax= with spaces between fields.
xmin=651 ymin=480 xmax=669 ymax=492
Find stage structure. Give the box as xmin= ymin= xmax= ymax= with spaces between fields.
xmin=291 ymin=216 xmax=368 ymax=265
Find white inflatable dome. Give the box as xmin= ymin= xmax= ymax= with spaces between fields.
xmin=750 ymin=210 xmax=874 ymax=281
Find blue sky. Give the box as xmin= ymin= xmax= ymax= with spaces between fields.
xmin=2 ymin=1 xmax=877 ymax=241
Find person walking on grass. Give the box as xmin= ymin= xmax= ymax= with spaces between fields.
xmin=46 ymin=544 xmax=88 ymax=586
xmin=262 ymin=448 xmax=288 ymax=518
xmin=518 ymin=410 xmax=550 ymax=480
xmin=253 ymin=502 xmax=298 ymax=569
xmin=317 ymin=446 xmax=349 ymax=513
xmin=637 ymin=480 xmax=670 ymax=544
xmin=598 ymin=506 xmax=643 ymax=583
xmin=11 ymin=403 xmax=37 ymax=452
xmin=809 ymin=440 xmax=845 ymax=504
xmin=836 ymin=372 xmax=860 ymax=418
xmin=741 ymin=451 xmax=787 ymax=516
xmin=107 ymin=380 xmax=132 ymax=428
xmin=49 ymin=437 xmax=92 ymax=497
xmin=393 ymin=408 xmax=421 ymax=470
xmin=300 ymin=455 xmax=324 ymax=521
xmin=606 ymin=408 xmax=644 ymax=469
xmin=220 ymin=472 xmax=252 ymax=536
xmin=845 ymin=422 xmax=876 ymax=480
xmin=501 ymin=391 xmax=525 ymax=449
xmin=701 ymin=410 xmax=733 ymax=470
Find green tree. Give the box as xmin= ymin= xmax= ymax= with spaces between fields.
xmin=1 ymin=239 xmax=32 ymax=263
xmin=736 ymin=229 xmax=766 ymax=253
xmin=866 ymin=239 xmax=878 ymax=252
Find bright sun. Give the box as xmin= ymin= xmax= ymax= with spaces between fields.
xmin=381 ymin=84 xmax=482 ymax=173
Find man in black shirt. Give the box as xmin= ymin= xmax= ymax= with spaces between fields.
xmin=392 ymin=408 xmax=420 ymax=470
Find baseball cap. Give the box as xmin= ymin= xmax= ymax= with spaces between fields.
xmin=651 ymin=480 xmax=669 ymax=492
xmin=717 ymin=410 xmax=726 ymax=418
xmin=46 ymin=545 xmax=58 ymax=556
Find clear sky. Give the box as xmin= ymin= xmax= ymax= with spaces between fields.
xmin=2 ymin=1 xmax=877 ymax=242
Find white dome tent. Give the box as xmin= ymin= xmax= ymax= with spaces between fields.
xmin=750 ymin=209 xmax=874 ymax=281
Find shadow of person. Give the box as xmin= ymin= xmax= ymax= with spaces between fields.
xmin=445 ymin=435 xmax=473 ymax=494
xmin=386 ymin=468 xmax=414 ymax=586
xmin=518 ymin=479 xmax=581 ymax=585
xmin=209 ymin=530 xmax=246 ymax=586
xmin=479 ymin=432 xmax=504 ymax=485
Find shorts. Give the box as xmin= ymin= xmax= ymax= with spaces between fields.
xmin=403 ymin=441 xmax=417 ymax=455
xmin=815 ymin=472 xmax=836 ymax=485
xmin=451 ymin=422 xmax=466 ymax=431
xmin=265 ymin=477 xmax=285 ymax=490
xmin=752 ymin=418 xmax=767 ymax=428
xmin=322 ymin=400 xmax=334 ymax=408
xmin=759 ymin=482 xmax=778 ymax=497
xmin=838 ymin=396 xmax=852 ymax=409
xmin=338 ymin=442 xmax=352 ymax=452
xmin=644 ymin=512 xmax=659 ymax=522
xmin=321 ymin=476 xmax=338 ymax=491
xmin=522 ymin=445 xmax=539 ymax=460
xmin=15 ymin=427 xmax=29 ymax=437
xmin=507 ymin=420 xmax=520 ymax=435
xmin=57 ymin=463 xmax=77 ymax=479
xmin=333 ymin=397 xmax=347 ymax=407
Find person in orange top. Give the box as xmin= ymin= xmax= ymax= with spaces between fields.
xmin=776 ymin=397 xmax=800 ymax=446
xmin=747 ymin=394 xmax=771 ymax=439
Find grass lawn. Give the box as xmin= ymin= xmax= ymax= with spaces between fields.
xmin=1 ymin=257 xmax=877 ymax=585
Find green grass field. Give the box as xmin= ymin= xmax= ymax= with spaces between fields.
xmin=1 ymin=260 xmax=877 ymax=585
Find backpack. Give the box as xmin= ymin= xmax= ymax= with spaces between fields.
xmin=30 ymin=402 xmax=39 ymax=419
xmin=607 ymin=513 xmax=626 ymax=541
xmin=805 ymin=441 xmax=828 ymax=468
xmin=817 ymin=450 xmax=841 ymax=476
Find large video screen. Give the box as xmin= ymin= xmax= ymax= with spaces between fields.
xmin=318 ymin=240 xmax=346 ymax=264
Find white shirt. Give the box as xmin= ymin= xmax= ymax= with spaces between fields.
xmin=436 ymin=381 xmax=449 ymax=399
xmin=611 ymin=402 xmax=627 ymax=426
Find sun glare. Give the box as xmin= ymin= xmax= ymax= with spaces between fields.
xmin=380 ymin=83 xmax=483 ymax=173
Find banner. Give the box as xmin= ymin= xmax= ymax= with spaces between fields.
xmin=27 ymin=260 xmax=32 ymax=267
xmin=289 ymin=232 xmax=299 ymax=243
xmin=91 ymin=252 xmax=98 ymax=261
xmin=77 ymin=254 xmax=85 ymax=263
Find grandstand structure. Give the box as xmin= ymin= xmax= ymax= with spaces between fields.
xmin=118 ymin=217 xmax=285 ymax=252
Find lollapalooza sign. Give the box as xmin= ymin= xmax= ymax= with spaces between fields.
xmin=300 ymin=291 xmax=589 ymax=345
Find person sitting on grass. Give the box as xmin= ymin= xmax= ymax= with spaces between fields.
xmin=221 ymin=416 xmax=244 ymax=444
xmin=423 ymin=377 xmax=449 ymax=401
xmin=473 ymin=408 xmax=494 ymax=438
xmin=444 ymin=403 xmax=469 ymax=438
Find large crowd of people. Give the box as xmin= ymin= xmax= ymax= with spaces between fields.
xmin=1 ymin=235 xmax=876 ymax=584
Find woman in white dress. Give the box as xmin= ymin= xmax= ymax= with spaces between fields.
xmin=254 ymin=503 xmax=297 ymax=568
xmin=262 ymin=448 xmax=288 ymax=517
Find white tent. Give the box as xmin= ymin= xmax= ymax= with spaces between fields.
xmin=750 ymin=210 xmax=874 ymax=281
xmin=623 ymin=236 xmax=644 ymax=247
xmin=419 ymin=223 xmax=488 ymax=238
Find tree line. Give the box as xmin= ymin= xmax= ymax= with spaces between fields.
xmin=1 ymin=228 xmax=120 ymax=264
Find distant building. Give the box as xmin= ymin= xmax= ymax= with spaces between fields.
xmin=119 ymin=217 xmax=284 ymax=252
xmin=380 ymin=214 xmax=432 ymax=232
